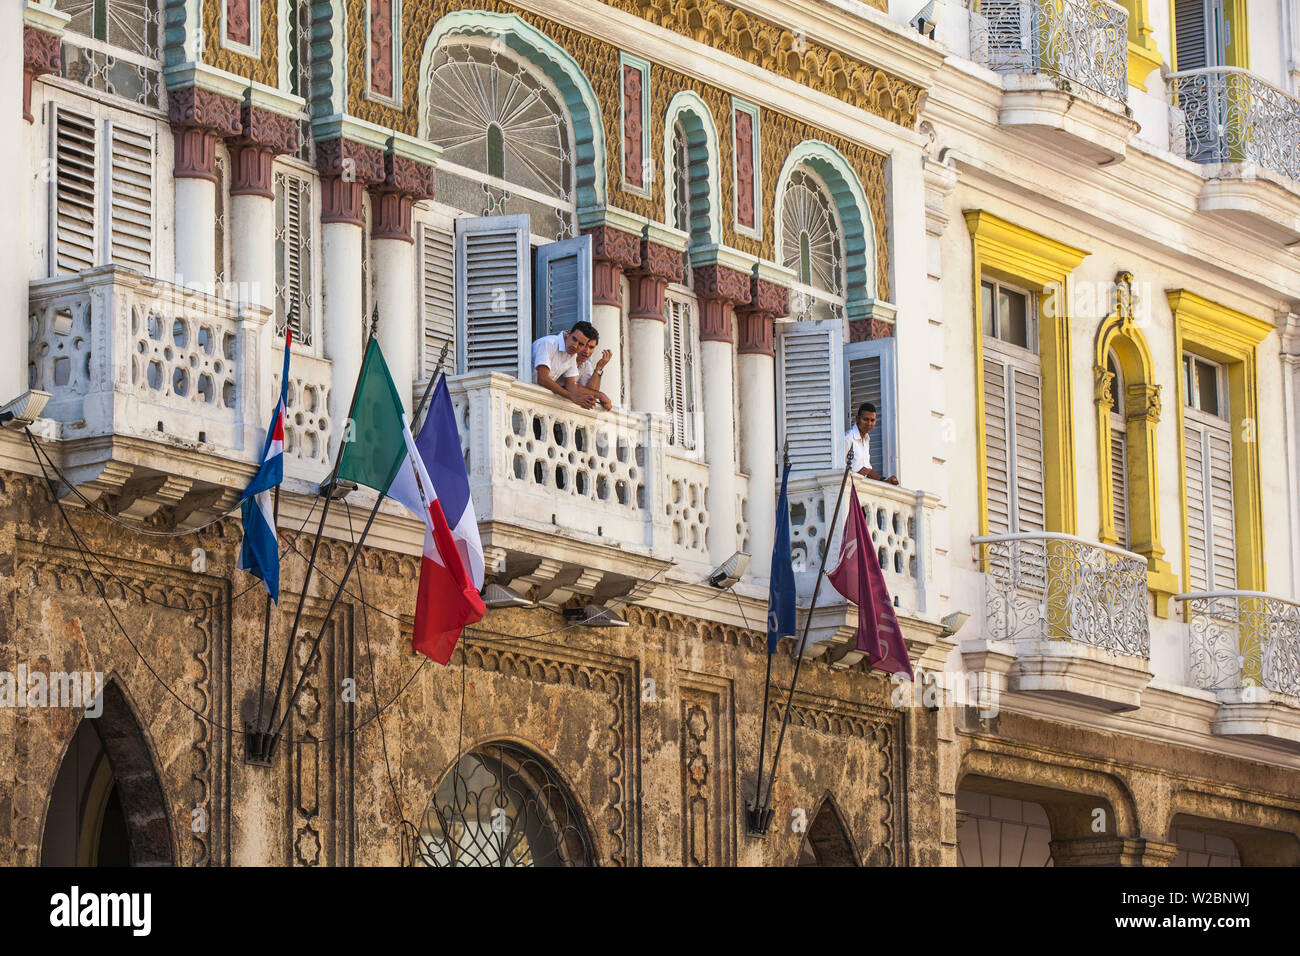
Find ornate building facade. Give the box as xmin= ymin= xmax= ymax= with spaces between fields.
xmin=4 ymin=0 xmax=1299 ymax=865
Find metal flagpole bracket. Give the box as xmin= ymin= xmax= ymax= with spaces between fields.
xmin=243 ymin=724 xmax=279 ymax=766
xmin=745 ymin=804 xmax=775 ymax=837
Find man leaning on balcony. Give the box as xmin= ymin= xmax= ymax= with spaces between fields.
xmin=533 ymin=320 xmax=614 ymax=411
xmin=844 ymin=402 xmax=898 ymax=485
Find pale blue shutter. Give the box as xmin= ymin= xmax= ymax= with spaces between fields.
xmin=455 ymin=214 xmax=531 ymax=378
xmin=844 ymin=338 xmax=897 ymax=477
xmin=533 ymin=234 xmax=591 ymax=340
xmin=777 ymin=320 xmax=844 ymax=474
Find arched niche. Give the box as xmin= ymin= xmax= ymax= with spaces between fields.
xmin=796 ymin=792 xmax=860 ymax=866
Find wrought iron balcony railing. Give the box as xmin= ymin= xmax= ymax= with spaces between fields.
xmin=1168 ymin=68 xmax=1300 ymax=181
xmin=1180 ymin=590 xmax=1300 ymax=698
xmin=970 ymin=0 xmax=1129 ymax=103
xmin=973 ymin=532 xmax=1150 ymax=657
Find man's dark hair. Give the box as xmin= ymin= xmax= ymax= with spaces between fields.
xmin=570 ymin=320 xmax=599 ymax=343
xmin=857 ymin=402 xmax=877 ymax=416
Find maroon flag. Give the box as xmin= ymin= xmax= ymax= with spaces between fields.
xmin=827 ymin=482 xmax=914 ymax=680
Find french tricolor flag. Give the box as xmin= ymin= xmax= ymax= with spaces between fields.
xmin=389 ymin=377 xmax=486 ymax=664
xmin=238 ymin=329 xmax=292 ymax=600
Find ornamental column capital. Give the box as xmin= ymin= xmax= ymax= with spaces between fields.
xmin=226 ymin=104 xmax=301 ymax=198
xmin=693 ymin=263 xmax=751 ymax=343
xmin=23 ymin=25 xmax=62 ymax=124
xmin=368 ymin=152 xmax=437 ymax=242
xmin=315 ymin=137 xmax=387 ymax=227
xmin=168 ymin=85 xmax=242 ymax=182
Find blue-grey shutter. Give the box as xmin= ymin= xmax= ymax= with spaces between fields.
xmin=533 ymin=233 xmax=591 ymax=340
xmin=455 ymin=214 xmax=531 ymax=378
xmin=777 ymin=320 xmax=844 ymax=474
xmin=844 ymin=337 xmax=897 ymax=477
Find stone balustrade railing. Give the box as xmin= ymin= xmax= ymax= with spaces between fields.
xmin=274 ymin=346 xmax=334 ymax=479
xmin=1168 ymin=67 xmax=1300 ymax=181
xmin=28 ymin=266 xmax=269 ymax=456
xmin=1179 ymin=590 xmax=1300 ymax=698
xmin=788 ymin=473 xmax=939 ymax=617
xmin=970 ymin=0 xmax=1129 ymax=103
xmin=972 ymin=532 xmax=1150 ymax=657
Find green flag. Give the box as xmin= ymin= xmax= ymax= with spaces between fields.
xmin=337 ymin=339 xmax=407 ymax=493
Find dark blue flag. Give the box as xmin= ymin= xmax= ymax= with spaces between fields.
xmin=767 ymin=462 xmax=797 ymax=654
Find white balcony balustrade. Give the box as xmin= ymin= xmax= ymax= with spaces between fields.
xmin=274 ymin=348 xmax=334 ymax=480
xmin=28 ymin=266 xmax=268 ymax=455
xmin=970 ymin=0 xmax=1129 ymax=103
xmin=1179 ymin=590 xmax=1300 ymax=749
xmin=1169 ymin=68 xmax=1300 ymax=181
xmin=787 ymin=473 xmax=939 ymax=620
xmin=968 ymin=532 xmax=1152 ymax=712
xmin=1181 ymin=591 xmax=1300 ymax=698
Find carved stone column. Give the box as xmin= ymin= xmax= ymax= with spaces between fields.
xmin=625 ymin=238 xmax=683 ymax=416
xmin=369 ymin=150 xmax=436 ymax=414
xmin=694 ymin=263 xmax=751 ymax=568
xmin=584 ymin=225 xmax=642 ymax=408
xmin=317 ymin=137 xmax=386 ymax=456
xmin=736 ymin=276 xmax=789 ymax=579
xmin=169 ymin=87 xmax=242 ymax=288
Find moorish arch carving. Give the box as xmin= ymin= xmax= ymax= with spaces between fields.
xmin=664 ymin=90 xmax=723 ymax=255
xmin=773 ymin=141 xmax=876 ymax=324
xmin=414 ymin=739 xmax=596 ymax=867
xmin=797 ymin=792 xmax=860 ymax=866
xmin=417 ymin=11 xmax=606 ymax=226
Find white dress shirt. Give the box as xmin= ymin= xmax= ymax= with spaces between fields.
xmin=844 ymin=424 xmax=872 ymax=474
xmin=531 ymin=333 xmax=580 ymax=383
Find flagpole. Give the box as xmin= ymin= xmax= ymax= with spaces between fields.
xmin=259 ymin=308 xmax=382 ymax=757
xmin=266 ymin=332 xmax=451 ymax=745
xmin=746 ymin=442 xmax=789 ymax=835
xmin=752 ymin=451 xmax=854 ymax=835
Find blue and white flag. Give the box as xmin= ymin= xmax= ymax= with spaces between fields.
xmin=766 ymin=462 xmax=797 ymax=654
xmin=238 ymin=329 xmax=291 ymax=600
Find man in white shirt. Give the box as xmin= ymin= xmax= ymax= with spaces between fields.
xmin=844 ymin=402 xmax=898 ymax=484
xmin=532 ymin=320 xmax=613 ymax=410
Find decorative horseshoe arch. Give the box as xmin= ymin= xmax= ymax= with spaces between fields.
xmin=773 ymin=140 xmax=876 ymax=318
xmin=417 ymin=11 xmax=607 ymax=215
xmin=663 ymin=90 xmax=723 ymax=248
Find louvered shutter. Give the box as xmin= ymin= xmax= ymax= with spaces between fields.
xmin=844 ymin=338 xmax=897 ymax=477
xmin=1174 ymin=0 xmax=1210 ymax=71
xmin=1010 ymin=365 xmax=1045 ymax=534
xmin=664 ymin=297 xmax=696 ymax=449
xmin=52 ymin=107 xmax=98 ymax=276
xmin=983 ymin=352 xmax=1014 ymax=535
xmin=274 ymin=172 xmax=312 ymax=346
xmin=777 ymin=320 xmax=844 ymax=474
xmin=107 ymin=124 xmax=154 ymax=273
xmin=1110 ymin=421 xmax=1129 ymax=549
xmin=455 ymin=215 xmax=531 ymax=378
xmin=418 ymin=218 xmax=455 ymax=378
xmin=1206 ymin=425 xmax=1236 ymax=588
xmin=533 ymin=234 xmax=591 ymax=340
xmin=1184 ymin=422 xmax=1210 ymax=590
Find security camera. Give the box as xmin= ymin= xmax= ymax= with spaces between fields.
xmin=707 ymin=551 xmax=750 ymax=589
xmin=910 ymin=1 xmax=944 ymax=39
xmin=0 ymin=390 xmax=51 ymax=429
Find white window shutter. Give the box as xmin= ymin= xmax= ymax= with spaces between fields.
xmin=1184 ymin=422 xmax=1210 ymax=591
xmin=52 ymin=106 xmax=98 ymax=276
xmin=1174 ymin=0 xmax=1210 ymax=71
xmin=982 ymin=352 xmax=1013 ymax=536
xmin=533 ymin=234 xmax=591 ymax=340
xmin=1110 ymin=422 xmax=1129 ymax=549
xmin=419 ymin=218 xmax=455 ymax=378
xmin=844 ymin=338 xmax=897 ymax=477
xmin=664 ymin=297 xmax=696 ymax=449
xmin=107 ymin=123 xmax=154 ymax=274
xmin=1011 ymin=365 xmax=1045 ymax=534
xmin=1206 ymin=425 xmax=1236 ymax=589
xmin=455 ymin=214 xmax=531 ymax=379
xmin=777 ymin=320 xmax=843 ymax=473
xmin=274 ymin=171 xmax=313 ymax=346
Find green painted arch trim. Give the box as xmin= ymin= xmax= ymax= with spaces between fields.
xmin=663 ymin=91 xmax=722 ymax=246
xmin=417 ymin=10 xmax=607 ymax=212
xmin=773 ymin=140 xmax=876 ymax=314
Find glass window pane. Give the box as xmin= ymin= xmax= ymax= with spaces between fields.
xmin=1196 ymin=360 xmax=1220 ymax=416
xmin=1183 ymin=355 xmax=1195 ymax=407
xmin=1001 ymin=289 xmax=1029 ymax=348
xmin=981 ymin=281 xmax=995 ymax=338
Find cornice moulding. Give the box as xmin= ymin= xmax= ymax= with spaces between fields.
xmin=24 ymin=2 xmax=69 ymax=34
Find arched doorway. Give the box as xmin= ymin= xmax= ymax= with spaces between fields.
xmin=41 ymin=682 xmax=174 ymax=866
xmin=797 ymin=794 xmax=860 ymax=866
xmin=414 ymin=742 xmax=594 ymax=867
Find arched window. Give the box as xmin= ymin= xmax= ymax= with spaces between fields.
xmin=425 ymin=39 xmax=575 ymax=238
xmin=415 ymin=742 xmax=593 ymax=867
xmin=781 ymin=164 xmax=846 ymax=322
xmin=55 ymin=0 xmax=164 ymax=108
